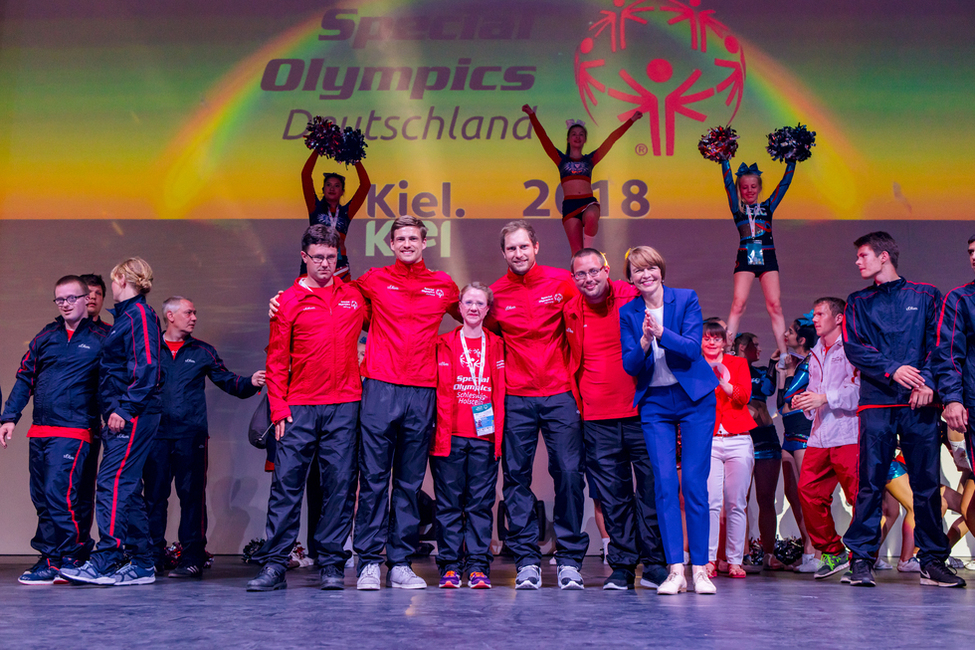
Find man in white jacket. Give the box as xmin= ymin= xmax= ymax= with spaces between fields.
xmin=792 ymin=297 xmax=860 ymax=580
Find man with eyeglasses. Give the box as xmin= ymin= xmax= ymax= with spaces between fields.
xmin=142 ymin=296 xmax=264 ymax=579
xmin=562 ymin=248 xmax=668 ymax=590
xmin=248 ymin=225 xmax=367 ymax=591
xmin=0 ymin=275 xmax=108 ymax=584
xmin=488 ymin=220 xmax=587 ymax=590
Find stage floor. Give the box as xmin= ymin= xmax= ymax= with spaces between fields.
xmin=1 ymin=556 xmax=974 ymax=648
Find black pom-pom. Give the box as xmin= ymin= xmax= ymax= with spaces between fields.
xmin=766 ymin=123 xmax=816 ymax=162
xmin=163 ymin=542 xmax=182 ymax=571
xmin=304 ymin=116 xmax=343 ymax=158
xmin=335 ymin=127 xmax=368 ymax=166
xmin=773 ymin=536 xmax=803 ymax=566
xmin=698 ymin=126 xmax=739 ymax=162
xmin=242 ymin=538 xmax=265 ymax=564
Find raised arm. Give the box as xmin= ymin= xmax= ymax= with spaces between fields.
xmin=720 ymin=160 xmax=739 ymax=214
xmin=767 ymin=161 xmax=796 ymax=212
xmin=301 ymin=150 xmax=320 ymax=216
xmin=346 ymin=161 xmax=371 ymax=219
xmin=591 ymin=113 xmax=640 ymax=165
xmin=523 ymin=105 xmax=561 ymax=165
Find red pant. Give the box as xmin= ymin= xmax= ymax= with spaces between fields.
xmin=798 ymin=444 xmax=859 ymax=555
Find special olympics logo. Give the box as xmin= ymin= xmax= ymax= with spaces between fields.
xmin=575 ymin=0 xmax=745 ymax=156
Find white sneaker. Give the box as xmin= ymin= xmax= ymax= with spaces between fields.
xmin=601 ymin=538 xmax=610 ymax=566
xmin=656 ymin=565 xmax=687 ymax=595
xmin=356 ymin=563 xmax=381 ymax=590
xmin=691 ymin=565 xmax=716 ymax=594
xmin=387 ymin=565 xmax=427 ymax=589
xmin=557 ymin=565 xmax=584 ymax=590
xmin=796 ymin=554 xmax=822 ymax=573
xmin=897 ymin=557 xmax=921 ymax=573
xmin=874 ymin=558 xmax=893 ymax=570
xmin=515 ymin=565 xmax=542 ymax=590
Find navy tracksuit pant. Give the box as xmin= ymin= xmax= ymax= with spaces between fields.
xmin=91 ymin=413 xmax=160 ymax=571
xmin=254 ymin=403 xmax=359 ymax=570
xmin=501 ymin=392 xmax=588 ymax=570
xmin=28 ymin=437 xmax=91 ymax=566
xmin=354 ymin=379 xmax=435 ymax=571
xmin=143 ymin=434 xmax=209 ymax=568
xmin=431 ymin=436 xmax=499 ymax=576
xmin=583 ymin=417 xmax=666 ymax=571
xmin=844 ymin=406 xmax=950 ymax=565
xmin=75 ymin=437 xmax=100 ymax=553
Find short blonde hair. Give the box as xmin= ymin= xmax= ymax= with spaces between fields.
xmin=625 ymin=246 xmax=667 ymax=281
xmin=111 ymin=257 xmax=154 ymax=295
xmin=460 ymin=282 xmax=494 ymax=308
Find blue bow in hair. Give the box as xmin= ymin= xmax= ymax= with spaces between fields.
xmin=796 ymin=310 xmax=814 ymax=328
xmin=736 ymin=162 xmax=762 ymax=177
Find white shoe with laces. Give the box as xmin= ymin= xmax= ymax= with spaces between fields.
xmin=897 ymin=557 xmax=921 ymax=573
xmin=656 ymin=565 xmax=687 ymax=595
xmin=796 ymin=554 xmax=822 ymax=573
xmin=387 ymin=564 xmax=427 ymax=589
xmin=356 ymin=563 xmax=381 ymax=590
xmin=874 ymin=558 xmax=893 ymax=570
xmin=691 ymin=565 xmax=716 ymax=594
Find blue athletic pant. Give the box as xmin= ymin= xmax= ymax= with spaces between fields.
xmin=28 ymin=436 xmax=90 ymax=566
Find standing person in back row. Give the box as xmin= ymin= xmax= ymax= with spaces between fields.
xmin=841 ymin=231 xmax=963 ymax=588
xmin=145 ymin=296 xmax=265 ymax=579
xmin=61 ymin=257 xmax=164 ymax=586
xmin=489 ymin=220 xmax=588 ymax=590
xmin=353 ymin=215 xmax=460 ymax=590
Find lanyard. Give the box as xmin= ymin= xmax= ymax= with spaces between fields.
xmin=322 ymin=204 xmax=339 ymax=230
xmin=460 ymin=333 xmax=486 ymax=395
xmin=745 ymin=203 xmax=757 ymax=238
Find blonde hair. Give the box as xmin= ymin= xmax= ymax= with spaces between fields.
xmin=111 ymin=257 xmax=154 ymax=295
xmin=624 ymin=246 xmax=667 ymax=281
xmin=460 ymin=282 xmax=494 ymax=308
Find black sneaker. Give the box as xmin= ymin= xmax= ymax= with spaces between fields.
xmin=840 ymin=571 xmax=852 ymax=583
xmin=848 ymin=559 xmax=876 ymax=587
xmin=602 ymin=568 xmax=635 ymax=590
xmin=168 ymin=564 xmax=203 ymax=579
xmin=639 ymin=563 xmax=670 ymax=589
xmin=920 ymin=561 xmax=966 ymax=588
xmin=320 ymin=565 xmax=345 ymax=590
xmin=246 ymin=564 xmax=287 ymax=592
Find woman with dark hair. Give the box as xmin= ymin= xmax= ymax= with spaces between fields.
xmin=521 ymin=104 xmax=640 ymax=254
xmin=619 ymin=246 xmax=718 ymax=595
xmin=778 ymin=314 xmax=819 ymax=571
xmin=301 ymin=150 xmax=371 ymax=280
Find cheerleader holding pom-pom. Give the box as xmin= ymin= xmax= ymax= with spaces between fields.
xmin=699 ymin=124 xmax=815 ymax=363
xmin=522 ymin=105 xmax=641 ymax=254
xmin=301 ymin=117 xmax=371 ymax=280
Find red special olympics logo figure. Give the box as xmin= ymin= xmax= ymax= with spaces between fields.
xmin=575 ymin=0 xmax=746 ymax=156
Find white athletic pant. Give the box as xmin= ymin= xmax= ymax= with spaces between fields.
xmin=708 ymin=434 xmax=755 ymax=564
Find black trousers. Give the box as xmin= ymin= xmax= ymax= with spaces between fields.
xmin=143 ymin=434 xmax=209 ymax=567
xmin=254 ymin=403 xmax=359 ymax=569
xmin=354 ymin=379 xmax=435 ymax=571
xmin=843 ymin=406 xmax=949 ymax=565
xmin=584 ymin=417 xmax=665 ymax=571
xmin=28 ymin=437 xmax=91 ymax=565
xmin=75 ymin=436 xmax=100 ymax=556
xmin=501 ymin=392 xmax=588 ymax=569
xmin=431 ymin=436 xmax=499 ymax=576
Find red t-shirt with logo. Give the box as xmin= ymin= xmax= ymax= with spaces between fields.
xmin=578 ymin=297 xmax=639 ymax=421
xmin=450 ymin=336 xmax=495 ymax=440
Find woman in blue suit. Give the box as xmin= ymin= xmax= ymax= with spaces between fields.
xmin=619 ymin=246 xmax=718 ymax=595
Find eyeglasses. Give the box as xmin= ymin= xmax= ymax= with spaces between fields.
xmin=303 ymin=253 xmax=336 ymax=266
xmin=53 ymin=295 xmax=87 ymax=306
xmin=702 ymin=336 xmax=726 ymax=344
xmin=461 ymin=299 xmax=488 ymax=309
xmin=572 ymin=267 xmax=605 ymax=281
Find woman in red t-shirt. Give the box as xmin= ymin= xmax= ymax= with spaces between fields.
xmin=431 ymin=282 xmax=505 ymax=589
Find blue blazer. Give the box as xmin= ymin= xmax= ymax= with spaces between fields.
xmin=619 ymin=285 xmax=719 ymax=405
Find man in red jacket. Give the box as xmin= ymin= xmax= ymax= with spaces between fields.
xmin=353 ymin=215 xmax=460 ymax=590
xmin=563 ymin=248 xmax=667 ymax=590
xmin=489 ymin=220 xmax=588 ymax=590
xmin=247 ymin=226 xmax=367 ymax=592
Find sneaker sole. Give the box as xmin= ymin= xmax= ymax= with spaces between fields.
xmin=920 ymin=577 xmax=966 ymax=588
xmin=560 ymin=582 xmax=584 ymax=590
xmin=114 ymin=576 xmax=156 ymax=586
xmin=814 ymin=562 xmax=851 ymax=580
xmin=656 ymin=587 xmax=687 ymax=595
xmin=848 ymin=580 xmax=876 ymax=587
xmin=61 ymin=573 xmax=117 ymax=586
xmin=515 ymin=581 xmax=541 ymax=590
xmin=469 ymin=583 xmax=492 ymax=589
xmin=356 ymin=583 xmax=381 ymax=591
xmin=320 ymin=580 xmax=345 ymax=590
xmin=439 ymin=583 xmax=460 ymax=589
xmin=639 ymin=578 xmax=659 ymax=589
xmin=247 ymin=582 xmax=287 ymax=592
xmin=390 ymin=582 xmax=426 ymax=589
xmin=17 ymin=578 xmax=57 ymax=585
xmin=602 ymin=582 xmax=633 ymax=590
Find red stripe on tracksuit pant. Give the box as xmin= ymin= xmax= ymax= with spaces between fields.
xmin=27 ymin=436 xmax=91 ymax=565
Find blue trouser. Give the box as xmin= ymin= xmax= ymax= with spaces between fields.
xmin=354 ymin=379 xmax=435 ymax=571
xmin=583 ymin=417 xmax=666 ymax=571
xmin=431 ymin=436 xmax=499 ymax=576
xmin=28 ymin=437 xmax=90 ymax=566
xmin=501 ymin=392 xmax=588 ymax=570
xmin=638 ymin=384 xmax=716 ymax=566
xmin=143 ymin=433 xmax=209 ymax=567
xmin=844 ymin=406 xmax=950 ymax=566
xmin=256 ymin=403 xmax=359 ymax=570
xmin=76 ymin=436 xmax=100 ymax=554
xmin=91 ymin=413 xmax=160 ymax=570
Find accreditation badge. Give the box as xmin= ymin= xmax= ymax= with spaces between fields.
xmin=472 ymin=403 xmax=495 ymax=436
xmin=745 ymin=241 xmax=764 ymax=265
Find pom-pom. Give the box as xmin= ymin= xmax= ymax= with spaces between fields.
xmin=773 ymin=536 xmax=803 ymax=567
xmin=303 ymin=116 xmax=343 ymax=158
xmin=766 ymin=123 xmax=816 ymax=163
xmin=743 ymin=538 xmax=765 ymax=568
xmin=288 ymin=541 xmax=314 ymax=569
xmin=163 ymin=541 xmax=182 ymax=571
xmin=242 ymin=538 xmax=265 ymax=564
xmin=698 ymin=125 xmax=739 ymax=162
xmin=334 ymin=127 xmax=368 ymax=166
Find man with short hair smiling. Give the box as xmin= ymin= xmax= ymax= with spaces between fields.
xmin=143 ymin=296 xmax=264 ymax=579
xmin=0 ymin=275 xmax=107 ymax=584
xmin=841 ymin=231 xmax=962 ymax=588
xmin=489 ymin=220 xmax=588 ymax=590
xmin=352 ymin=215 xmax=460 ymax=590
xmin=249 ymin=225 xmax=366 ymax=592
xmin=562 ymin=248 xmax=667 ymax=590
